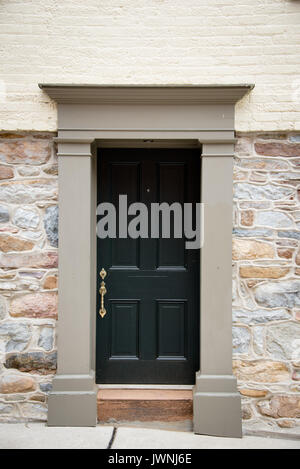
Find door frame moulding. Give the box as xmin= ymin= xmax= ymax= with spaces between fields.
xmin=40 ymin=84 xmax=254 ymax=437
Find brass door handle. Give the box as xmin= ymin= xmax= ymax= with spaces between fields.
xmin=99 ymin=268 xmax=107 ymax=318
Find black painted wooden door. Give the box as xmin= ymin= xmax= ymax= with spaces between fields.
xmin=96 ymin=148 xmax=200 ymax=384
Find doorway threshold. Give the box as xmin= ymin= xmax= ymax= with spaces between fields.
xmin=98 ymin=384 xmax=193 ymax=389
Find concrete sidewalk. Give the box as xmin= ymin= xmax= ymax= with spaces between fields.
xmin=0 ymin=423 xmax=299 ymax=449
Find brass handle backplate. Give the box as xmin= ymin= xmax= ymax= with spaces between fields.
xmin=99 ymin=268 xmax=107 ymax=318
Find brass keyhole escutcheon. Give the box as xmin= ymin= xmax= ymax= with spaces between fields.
xmin=99 ymin=268 xmax=107 ymax=318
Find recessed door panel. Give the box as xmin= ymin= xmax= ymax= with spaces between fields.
xmin=157 ymin=162 xmax=186 ymax=269
xmin=110 ymin=301 xmax=139 ymax=359
xmin=111 ymin=162 xmax=140 ymax=268
xmin=157 ymin=300 xmax=186 ymax=359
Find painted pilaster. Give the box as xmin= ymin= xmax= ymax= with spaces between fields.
xmin=47 ymin=138 xmax=98 ymax=426
xmin=193 ymin=141 xmax=242 ymax=438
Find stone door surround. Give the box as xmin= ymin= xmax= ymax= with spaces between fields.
xmin=39 ymin=84 xmax=254 ymax=438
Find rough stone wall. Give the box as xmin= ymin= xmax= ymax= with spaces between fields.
xmin=0 ymin=0 xmax=300 ymax=132
xmin=0 ymin=132 xmax=58 ymax=422
xmin=233 ymin=132 xmax=300 ymax=435
xmin=0 ymin=131 xmax=300 ymax=435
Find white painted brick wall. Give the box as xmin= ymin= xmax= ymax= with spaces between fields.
xmin=0 ymin=0 xmax=300 ymax=131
